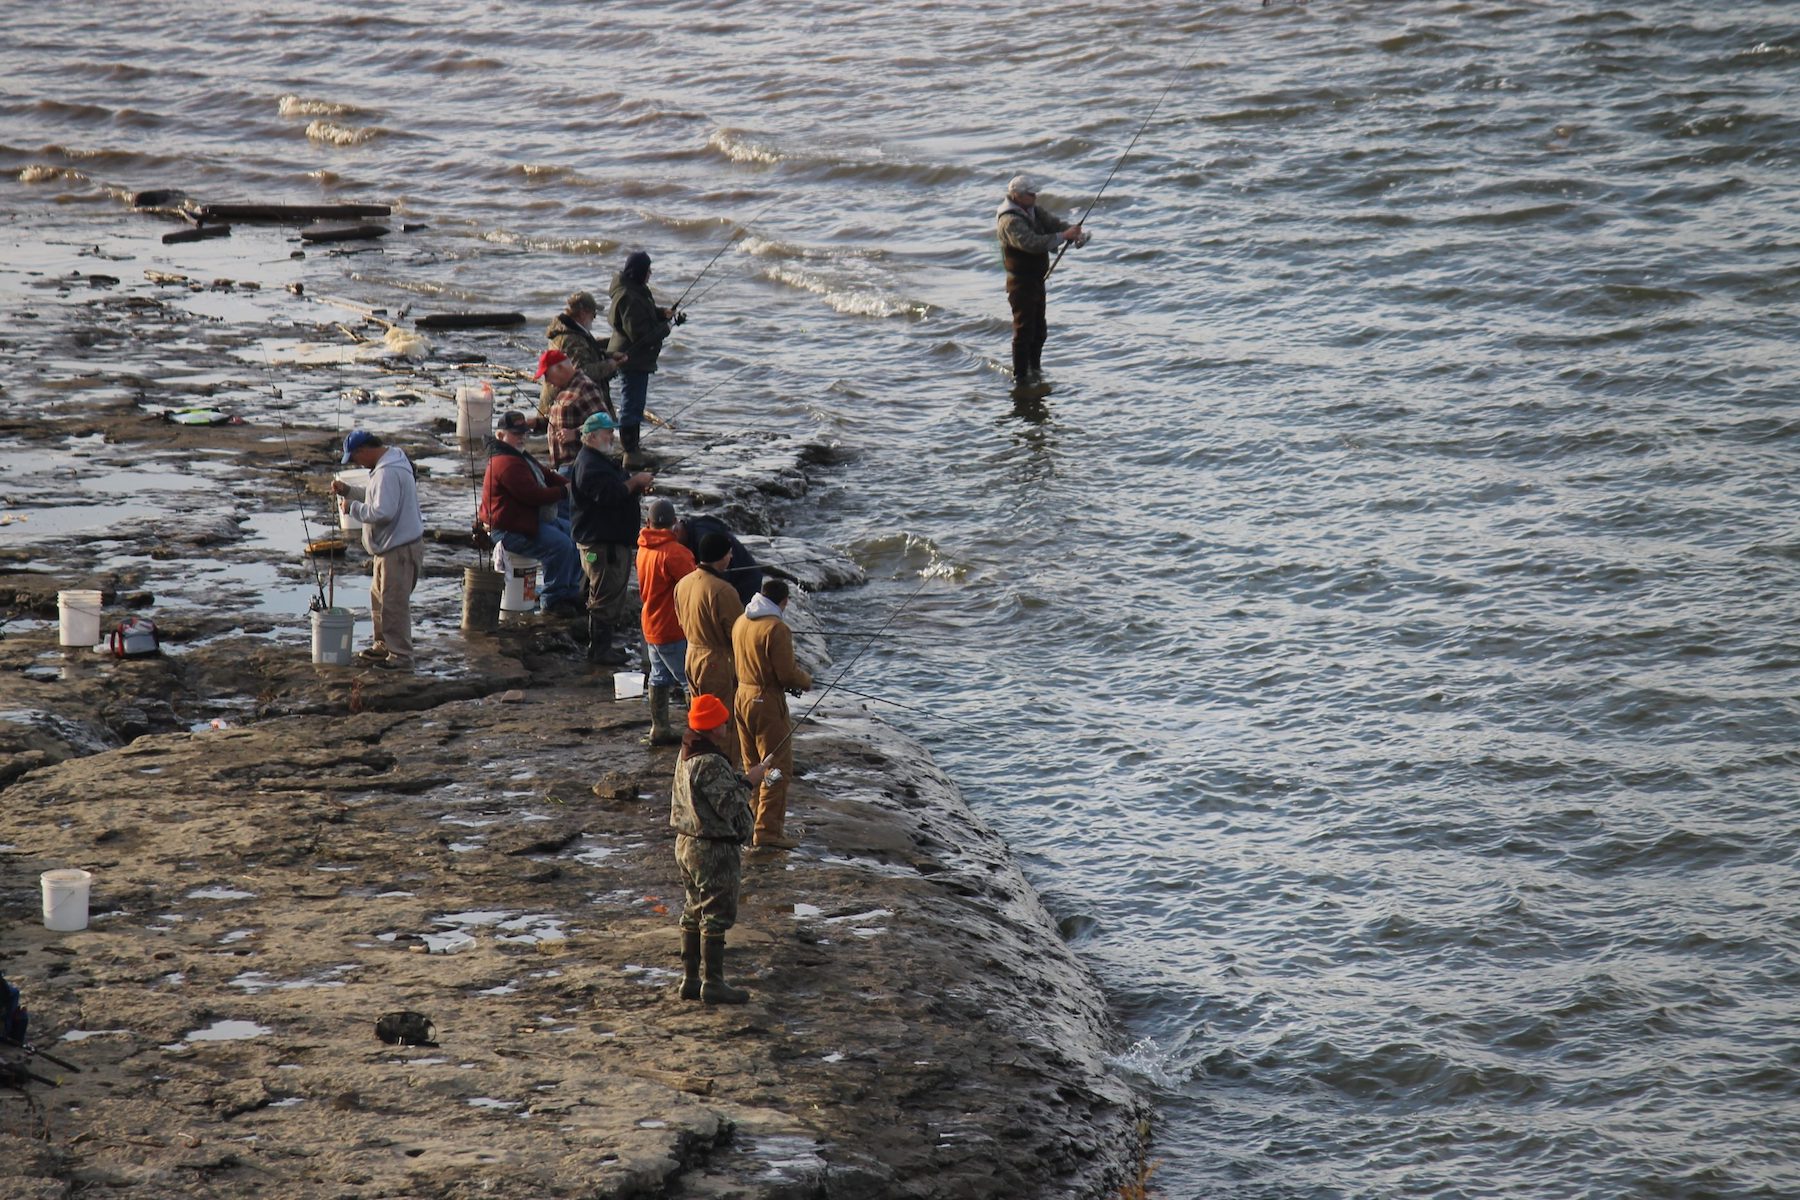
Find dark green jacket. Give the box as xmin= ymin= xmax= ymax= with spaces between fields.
xmin=538 ymin=311 xmax=617 ymax=413
xmin=606 ymin=274 xmax=671 ymax=373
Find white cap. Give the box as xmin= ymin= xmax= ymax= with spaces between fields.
xmin=1007 ymin=174 xmax=1039 ymax=197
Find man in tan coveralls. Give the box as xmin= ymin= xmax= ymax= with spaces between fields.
xmin=674 ymin=532 xmax=744 ymax=763
xmin=731 ymin=578 xmax=812 ymax=850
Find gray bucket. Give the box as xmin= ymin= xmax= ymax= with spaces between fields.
xmin=461 ymin=565 xmax=503 ymax=634
xmin=310 ymin=606 xmax=355 ymax=665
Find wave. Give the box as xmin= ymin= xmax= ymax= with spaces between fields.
xmin=18 ymin=165 xmax=89 ymax=185
xmin=305 ymin=120 xmax=385 ymax=147
xmin=761 ymin=262 xmax=928 ymax=320
xmin=478 ymin=229 xmax=620 ymax=257
xmin=703 ymin=127 xmax=965 ymax=187
xmin=427 ymin=54 xmax=504 ymax=74
xmin=278 ymin=94 xmax=364 ymax=118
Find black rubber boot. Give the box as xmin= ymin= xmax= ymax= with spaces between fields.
xmin=586 ymin=616 xmax=630 ymax=667
xmin=645 ymin=685 xmax=681 ymax=747
xmin=700 ymin=935 xmax=748 ymax=1005
xmin=679 ymin=929 xmax=701 ymax=1001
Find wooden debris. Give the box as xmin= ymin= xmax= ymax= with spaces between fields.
xmin=195 ymin=202 xmax=391 ymax=221
xmin=162 ymin=225 xmax=231 ymax=245
xmin=300 ymin=224 xmax=389 ymax=244
xmin=414 ymin=312 xmax=526 ymax=331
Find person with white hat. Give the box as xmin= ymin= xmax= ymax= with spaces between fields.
xmin=995 ymin=173 xmax=1087 ymax=385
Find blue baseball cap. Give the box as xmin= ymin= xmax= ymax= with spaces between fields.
xmin=579 ymin=412 xmax=617 ymax=434
xmin=341 ymin=429 xmax=380 ymax=463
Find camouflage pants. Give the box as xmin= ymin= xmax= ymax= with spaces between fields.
xmin=675 ymin=834 xmax=742 ymax=935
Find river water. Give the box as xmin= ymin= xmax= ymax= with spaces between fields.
xmin=4 ymin=2 xmax=1797 ymax=1195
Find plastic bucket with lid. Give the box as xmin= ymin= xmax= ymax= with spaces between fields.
xmin=456 ymin=382 xmax=494 ymax=445
xmin=335 ymin=468 xmax=371 ymax=532
xmin=57 ymin=589 xmax=103 ymax=647
xmin=311 ymin=606 xmax=355 ymax=665
xmin=42 ymin=869 xmax=92 ymax=932
xmin=500 ymin=553 xmax=541 ymax=613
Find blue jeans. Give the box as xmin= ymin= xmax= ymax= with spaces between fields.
xmin=647 ymin=639 xmax=688 ymax=689
xmin=618 ymin=370 xmax=650 ymax=432
xmin=499 ymin=524 xmax=581 ymax=608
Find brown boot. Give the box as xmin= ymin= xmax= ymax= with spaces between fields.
xmin=679 ymin=929 xmax=701 ymax=1001
xmin=700 ymin=935 xmax=748 ymax=1005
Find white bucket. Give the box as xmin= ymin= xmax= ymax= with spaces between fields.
xmin=41 ymin=869 xmax=92 ymax=932
xmin=311 ymin=606 xmax=355 ymax=665
xmin=57 ymin=589 xmax=103 ymax=647
xmin=501 ymin=554 xmax=541 ymax=613
xmin=335 ymin=468 xmax=371 ymax=532
xmin=613 ymin=672 xmax=645 ymax=700
xmin=456 ymin=382 xmax=494 ymax=444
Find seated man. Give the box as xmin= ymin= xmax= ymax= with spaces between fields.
xmin=480 ymin=410 xmax=582 ymax=614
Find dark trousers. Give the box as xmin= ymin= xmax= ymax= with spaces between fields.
xmin=1007 ymin=282 xmax=1048 ymax=379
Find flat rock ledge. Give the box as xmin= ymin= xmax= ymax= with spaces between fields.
xmin=1 ymin=417 xmax=1143 ymax=1198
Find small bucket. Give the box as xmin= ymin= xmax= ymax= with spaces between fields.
xmin=613 ymin=672 xmax=645 ymax=700
xmin=461 ymin=565 xmax=503 ymax=634
xmin=41 ymin=869 xmax=92 ymax=932
xmin=335 ymin=469 xmax=372 ymax=532
xmin=57 ymin=589 xmax=104 ymax=647
xmin=500 ymin=554 xmax=541 ymax=613
xmin=311 ymin=606 xmax=355 ymax=665
xmin=456 ymin=383 xmax=494 ymax=445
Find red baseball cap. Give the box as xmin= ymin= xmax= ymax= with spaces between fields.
xmin=532 ymin=348 xmax=569 ymax=380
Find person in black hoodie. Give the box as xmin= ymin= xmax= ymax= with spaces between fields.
xmin=570 ymin=411 xmax=653 ymax=664
xmin=607 ymin=249 xmax=682 ymax=468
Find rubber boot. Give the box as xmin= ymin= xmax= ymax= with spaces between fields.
xmin=700 ymin=935 xmax=748 ymax=1005
xmin=586 ymin=615 xmax=630 ymax=667
xmin=679 ymin=929 xmax=701 ymax=1001
xmin=645 ymin=685 xmax=681 ymax=747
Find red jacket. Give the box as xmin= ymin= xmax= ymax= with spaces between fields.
xmin=480 ymin=442 xmax=566 ymax=536
xmin=636 ymin=526 xmax=696 ymax=645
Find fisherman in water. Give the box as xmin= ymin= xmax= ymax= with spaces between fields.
xmin=995 ymin=174 xmax=1087 ymax=387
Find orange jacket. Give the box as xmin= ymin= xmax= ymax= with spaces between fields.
xmin=636 ymin=526 xmax=696 ymax=645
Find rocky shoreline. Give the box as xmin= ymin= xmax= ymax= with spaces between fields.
xmin=1 ymin=220 xmax=1144 ymax=1197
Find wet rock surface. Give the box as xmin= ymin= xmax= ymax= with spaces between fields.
xmin=0 ymin=223 xmax=1141 ymax=1197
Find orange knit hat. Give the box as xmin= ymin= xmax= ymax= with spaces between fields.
xmin=688 ymin=694 xmax=730 ymax=731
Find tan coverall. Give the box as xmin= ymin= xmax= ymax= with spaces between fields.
xmin=731 ymin=608 xmax=812 ymax=844
xmin=674 ymin=566 xmax=744 ymax=762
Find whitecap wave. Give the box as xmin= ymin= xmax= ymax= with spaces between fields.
xmin=279 ymin=94 xmax=361 ymax=118
xmin=480 ymin=229 xmax=618 ymax=256
xmin=708 ymin=127 xmax=783 ymax=165
xmin=18 ymin=165 xmax=87 ymax=185
xmin=305 ymin=120 xmax=382 ymax=146
xmin=762 ymin=262 xmax=926 ymax=320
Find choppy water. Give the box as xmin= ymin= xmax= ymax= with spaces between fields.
xmin=5 ymin=2 xmax=1798 ymax=1195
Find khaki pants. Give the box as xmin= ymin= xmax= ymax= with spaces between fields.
xmin=370 ymin=540 xmax=426 ymax=660
xmin=736 ymin=686 xmax=794 ymax=842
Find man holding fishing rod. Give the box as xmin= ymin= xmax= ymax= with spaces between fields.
xmin=996 ymin=174 xmax=1087 ymax=386
xmin=607 ymin=250 xmax=685 ymax=470
xmin=333 ymin=430 xmax=424 ymax=667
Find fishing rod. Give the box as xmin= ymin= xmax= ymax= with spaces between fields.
xmin=819 ymin=684 xmax=935 ymax=717
xmin=763 ymin=572 xmax=936 ymax=764
xmin=645 ymin=363 xmax=754 ymax=438
xmin=277 ymin=425 xmax=331 ymax=612
xmin=1044 ymin=54 xmax=1198 ymax=282
xmin=667 ymin=194 xmax=784 ymax=314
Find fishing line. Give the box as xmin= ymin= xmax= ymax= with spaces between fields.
xmin=765 ymin=571 xmax=936 ymax=761
xmin=644 ymin=362 xmax=754 ymax=439
xmin=277 ymin=424 xmax=331 ymax=612
xmin=1044 ymin=52 xmax=1201 ymax=282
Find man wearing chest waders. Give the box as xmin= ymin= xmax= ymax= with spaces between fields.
xmin=995 ymin=174 xmax=1087 ymax=386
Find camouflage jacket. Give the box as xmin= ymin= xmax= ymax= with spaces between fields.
xmin=669 ymin=744 xmax=753 ymax=843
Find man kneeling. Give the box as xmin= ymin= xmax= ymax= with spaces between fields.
xmin=669 ymin=694 xmax=771 ymax=1004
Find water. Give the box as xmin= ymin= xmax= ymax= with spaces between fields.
xmin=4 ymin=2 xmax=1797 ymax=1195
